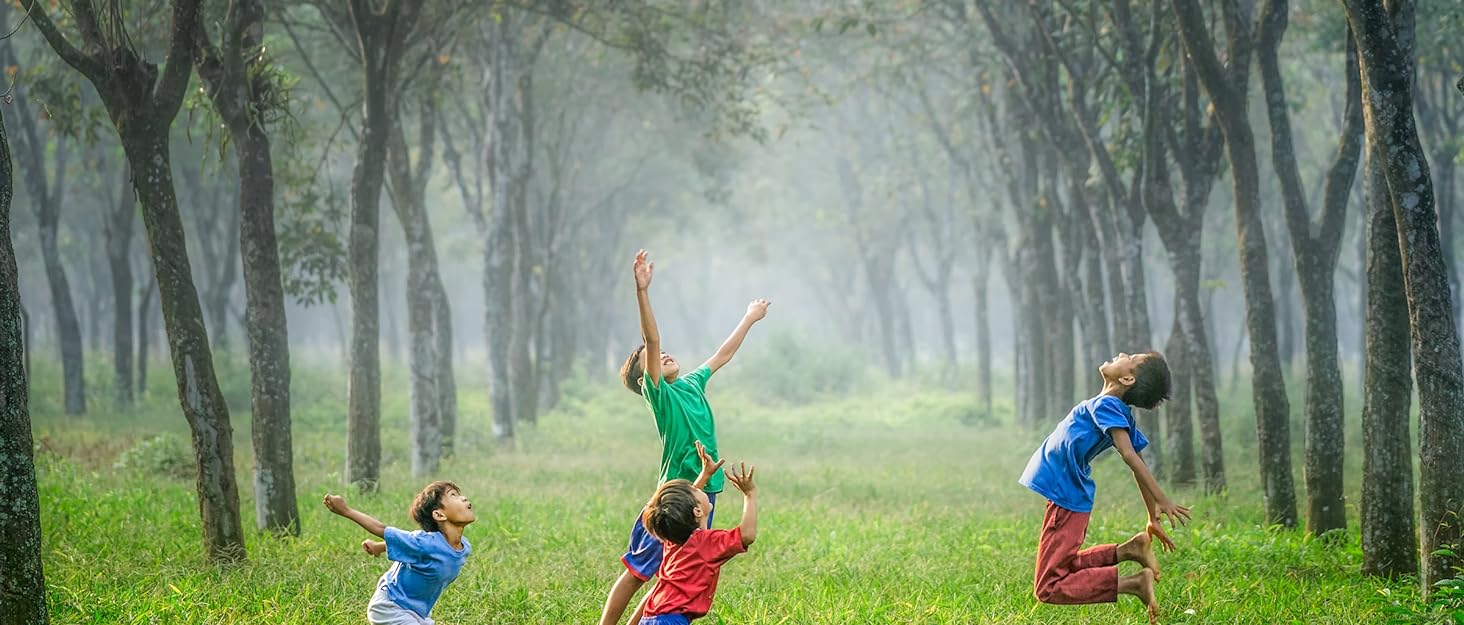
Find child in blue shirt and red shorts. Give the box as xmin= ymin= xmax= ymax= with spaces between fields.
xmin=1019 ymin=352 xmax=1191 ymax=624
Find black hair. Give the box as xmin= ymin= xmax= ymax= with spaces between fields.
xmin=642 ymin=479 xmax=700 ymax=545
xmin=620 ymin=345 xmax=646 ymax=395
xmin=410 ymin=480 xmax=461 ymax=533
xmin=1125 ymin=352 xmax=1172 ymax=410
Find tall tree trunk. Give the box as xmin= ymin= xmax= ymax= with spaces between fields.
xmin=22 ymin=0 xmax=246 ymax=561
xmin=137 ymin=273 xmax=157 ymax=398
xmin=235 ymin=124 xmax=297 ymax=533
xmin=106 ymin=167 xmax=135 ymax=407
xmin=1259 ymin=0 xmax=1362 ymax=536
xmin=433 ymin=274 xmax=457 ymax=455
xmin=1359 ymin=150 xmax=1417 ymax=579
xmin=195 ymin=3 xmax=301 ymax=533
xmin=1173 ymin=0 xmax=1298 ymax=528
xmin=9 ymin=91 xmax=85 ymax=415
xmin=974 ymin=269 xmax=992 ymax=421
xmin=0 ymin=91 xmax=50 ymax=625
xmin=1344 ymin=0 xmax=1464 ymax=589
xmin=484 ymin=11 xmax=521 ymax=439
xmin=126 ymin=130 xmax=247 ymax=561
xmin=1163 ymin=307 xmax=1197 ymax=486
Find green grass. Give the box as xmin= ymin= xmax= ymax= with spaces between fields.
xmin=25 ymin=353 xmax=1436 ymax=624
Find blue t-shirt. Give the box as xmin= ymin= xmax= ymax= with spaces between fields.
xmin=377 ymin=527 xmax=471 ymax=619
xmin=1018 ymin=395 xmax=1150 ymax=513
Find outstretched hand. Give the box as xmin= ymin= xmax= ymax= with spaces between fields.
xmin=323 ymin=494 xmax=351 ymax=516
xmin=745 ymin=298 xmax=771 ymax=321
xmin=726 ymin=463 xmax=757 ymax=495
xmin=1155 ymin=499 xmax=1192 ymax=529
xmin=1147 ymin=519 xmax=1177 ymax=552
xmin=696 ymin=440 xmax=725 ymax=477
xmin=634 ymin=250 xmax=654 ymax=290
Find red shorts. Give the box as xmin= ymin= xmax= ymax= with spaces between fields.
xmin=1033 ymin=501 xmax=1119 ymax=604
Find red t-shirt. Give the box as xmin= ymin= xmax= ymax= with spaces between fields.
xmin=643 ymin=527 xmax=747 ymax=619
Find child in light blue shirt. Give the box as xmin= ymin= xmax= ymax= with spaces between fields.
xmin=325 ymin=481 xmax=475 ymax=624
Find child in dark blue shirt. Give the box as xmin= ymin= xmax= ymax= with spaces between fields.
xmin=1019 ymin=352 xmax=1190 ymax=624
xmin=325 ymin=481 xmax=475 ymax=625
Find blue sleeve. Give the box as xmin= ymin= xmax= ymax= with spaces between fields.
xmin=1092 ymin=396 xmax=1132 ymax=434
xmin=682 ymin=365 xmax=712 ymax=392
xmin=384 ymin=527 xmax=428 ymax=565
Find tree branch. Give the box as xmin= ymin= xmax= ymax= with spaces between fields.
xmin=17 ymin=0 xmax=105 ymax=81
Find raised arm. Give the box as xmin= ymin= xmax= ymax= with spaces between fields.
xmin=323 ymin=494 xmax=387 ymax=538
xmin=634 ymin=250 xmax=663 ymax=387
xmin=704 ymin=299 xmax=770 ymax=373
xmin=725 ymin=463 xmax=758 ymax=547
xmin=1111 ymin=429 xmax=1191 ymax=550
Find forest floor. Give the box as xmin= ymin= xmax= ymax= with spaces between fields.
xmin=25 ymin=355 xmax=1448 ymax=624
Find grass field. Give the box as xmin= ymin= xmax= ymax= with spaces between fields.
xmin=23 ymin=354 xmax=1446 ymax=624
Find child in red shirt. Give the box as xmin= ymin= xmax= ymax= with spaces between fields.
xmin=634 ymin=454 xmax=758 ymax=625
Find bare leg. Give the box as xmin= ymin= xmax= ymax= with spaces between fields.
xmin=626 ymin=584 xmax=654 ymax=625
xmin=1117 ymin=531 xmax=1160 ymax=580
xmin=1118 ymin=568 xmax=1159 ymax=624
xmin=599 ymin=569 xmax=647 ymax=625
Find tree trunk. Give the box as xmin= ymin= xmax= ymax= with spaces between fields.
xmin=1259 ymin=0 xmax=1362 ymax=536
xmin=1178 ymin=251 xmax=1226 ymax=493
xmin=0 ymin=92 xmax=50 ymax=625
xmin=974 ymin=270 xmax=992 ymax=421
xmin=1345 ymin=0 xmax=1464 ymax=589
xmin=433 ymin=274 xmax=457 ymax=455
xmin=137 ymin=273 xmax=157 ymax=398
xmin=12 ymin=96 xmax=85 ymax=415
xmin=1359 ymin=149 xmax=1417 ymax=579
xmin=126 ymin=129 xmax=247 ymax=561
xmin=107 ymin=167 xmax=135 ymax=407
xmin=345 ymin=56 xmax=391 ymax=492
xmin=233 ymin=124 xmax=298 ymax=534
xmin=484 ymin=12 xmax=521 ymax=439
xmin=1163 ymin=307 xmax=1197 ymax=486
xmin=1173 ymin=0 xmax=1298 ymax=528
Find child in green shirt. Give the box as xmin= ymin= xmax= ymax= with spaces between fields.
xmin=597 ymin=249 xmax=769 ymax=625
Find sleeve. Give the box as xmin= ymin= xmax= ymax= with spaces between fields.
xmin=642 ymin=370 xmax=666 ymax=403
xmin=682 ymin=365 xmax=713 ymax=393
xmin=384 ymin=527 xmax=428 ymax=565
xmin=705 ymin=527 xmax=748 ymax=564
xmin=1092 ymin=396 xmax=1133 ymax=435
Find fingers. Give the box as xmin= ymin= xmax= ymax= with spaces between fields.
xmin=712 ymin=459 xmax=726 ymax=471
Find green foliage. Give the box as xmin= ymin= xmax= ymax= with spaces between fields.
xmin=114 ymin=434 xmax=194 ymax=481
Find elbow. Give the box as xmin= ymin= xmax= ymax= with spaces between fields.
xmin=742 ymin=532 xmax=757 ymax=547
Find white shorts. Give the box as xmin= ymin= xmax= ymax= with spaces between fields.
xmin=367 ymin=588 xmax=434 ymax=625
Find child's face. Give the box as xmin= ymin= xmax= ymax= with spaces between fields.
xmin=433 ymin=489 xmax=476 ymax=527
xmin=1099 ymin=352 xmax=1147 ymax=387
xmin=690 ymin=488 xmax=713 ymax=529
xmin=647 ymin=350 xmax=680 ymax=381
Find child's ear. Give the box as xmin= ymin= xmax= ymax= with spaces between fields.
xmin=433 ymin=509 xmax=448 ymax=522
xmin=1119 ymin=373 xmax=1136 ymax=387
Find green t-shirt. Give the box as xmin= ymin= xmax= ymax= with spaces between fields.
xmin=643 ymin=365 xmax=723 ymax=493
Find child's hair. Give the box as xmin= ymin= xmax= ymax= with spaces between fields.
xmin=409 ymin=480 xmax=461 ymax=533
xmin=1124 ymin=351 xmax=1172 ymax=410
xmin=620 ymin=344 xmax=647 ymax=395
xmin=642 ymin=479 xmax=700 ymax=545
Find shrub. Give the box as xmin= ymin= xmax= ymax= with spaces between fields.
xmin=114 ymin=434 xmax=194 ymax=480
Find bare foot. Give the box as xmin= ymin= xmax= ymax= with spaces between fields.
xmin=1135 ymin=568 xmax=1159 ymax=624
xmin=1119 ymin=568 xmax=1160 ymax=624
xmin=362 ymin=539 xmax=385 ymax=557
xmin=1122 ymin=531 xmax=1161 ymax=581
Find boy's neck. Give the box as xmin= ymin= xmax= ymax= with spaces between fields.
xmin=1100 ymin=381 xmax=1127 ymax=400
xmin=440 ymin=523 xmax=466 ymax=549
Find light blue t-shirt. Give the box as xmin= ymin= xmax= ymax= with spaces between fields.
xmin=377 ymin=527 xmax=471 ymax=619
xmin=1019 ymin=395 xmax=1149 ymax=513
